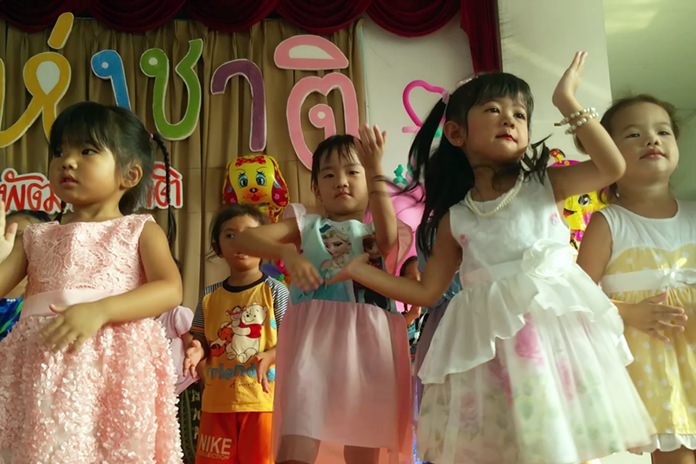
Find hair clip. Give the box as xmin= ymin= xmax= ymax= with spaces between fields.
xmin=455 ymin=73 xmax=477 ymax=89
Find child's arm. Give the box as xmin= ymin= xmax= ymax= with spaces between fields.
xmin=577 ymin=214 xmax=686 ymax=342
xmin=332 ymin=214 xmax=461 ymax=307
xmin=254 ymin=277 xmax=288 ymax=392
xmin=547 ymin=51 xmax=626 ymax=201
xmin=0 ymin=203 xmax=28 ymax=296
xmin=235 ymin=219 xmax=321 ymax=292
xmin=356 ymin=125 xmax=398 ymax=255
xmin=43 ymin=221 xmax=182 ymax=351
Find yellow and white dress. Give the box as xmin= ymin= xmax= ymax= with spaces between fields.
xmin=600 ymin=202 xmax=696 ymax=452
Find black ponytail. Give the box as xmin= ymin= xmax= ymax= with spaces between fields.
xmin=407 ymin=99 xmax=475 ymax=256
xmin=151 ymin=133 xmax=176 ymax=252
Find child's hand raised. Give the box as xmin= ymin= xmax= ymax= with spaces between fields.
xmin=355 ymin=125 xmax=387 ymax=173
xmin=184 ymin=339 xmax=205 ymax=378
xmin=552 ymin=51 xmax=587 ymax=113
xmin=621 ymin=292 xmax=687 ymax=342
xmin=0 ymin=201 xmax=18 ymax=262
xmin=42 ymin=302 xmax=108 ymax=352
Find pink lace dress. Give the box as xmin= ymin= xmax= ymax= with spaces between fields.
xmin=0 ymin=215 xmax=182 ymax=464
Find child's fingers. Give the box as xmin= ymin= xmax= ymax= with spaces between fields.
xmin=647 ymin=328 xmax=671 ymax=343
xmin=653 ymin=304 xmax=687 ymax=320
xmin=0 ymin=201 xmax=5 ymax=232
xmin=646 ymin=292 xmax=668 ymax=304
xmin=261 ymin=376 xmax=270 ymax=393
xmin=51 ymin=328 xmax=77 ymax=352
xmin=70 ymin=334 xmax=88 ymax=352
xmin=302 ymin=266 xmax=321 ymax=289
xmin=4 ymin=222 xmax=17 ymax=243
xmin=42 ymin=316 xmax=68 ymax=341
xmin=657 ymin=320 xmax=687 ymax=330
xmin=574 ymin=50 xmax=587 ymax=72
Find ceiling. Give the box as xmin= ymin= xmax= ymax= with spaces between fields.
xmin=603 ymin=0 xmax=696 ymax=112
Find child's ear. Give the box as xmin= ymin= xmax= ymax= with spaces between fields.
xmin=443 ymin=120 xmax=466 ymax=148
xmin=121 ymin=164 xmax=143 ymax=189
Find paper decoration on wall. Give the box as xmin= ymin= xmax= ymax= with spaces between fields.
xmin=91 ymin=50 xmax=131 ymax=109
xmin=211 ymin=59 xmax=267 ymax=152
xmin=274 ymin=35 xmax=350 ymax=70
xmin=222 ymin=154 xmax=289 ymax=223
xmin=145 ymin=162 xmax=184 ymax=209
xmin=0 ymin=162 xmax=183 ymax=214
xmin=0 ymin=12 xmax=72 ymax=148
xmin=401 ymin=80 xmax=449 ymax=133
xmin=402 ymin=80 xmax=448 ymax=135
xmin=275 ymin=35 xmax=359 ymax=170
xmin=550 ymin=148 xmax=605 ymax=249
xmin=140 ymin=39 xmax=203 ymax=141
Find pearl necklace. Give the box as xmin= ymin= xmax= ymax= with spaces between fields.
xmin=464 ymin=173 xmax=524 ymax=217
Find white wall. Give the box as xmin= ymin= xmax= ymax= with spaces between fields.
xmin=499 ymin=1 xmax=648 ymax=463
xmin=362 ymin=17 xmax=473 ymax=175
xmin=498 ymin=0 xmax=613 ymax=161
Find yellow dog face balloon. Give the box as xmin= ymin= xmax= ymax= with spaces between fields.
xmin=223 ymin=154 xmax=289 ymax=223
xmin=550 ymin=149 xmax=606 ymax=249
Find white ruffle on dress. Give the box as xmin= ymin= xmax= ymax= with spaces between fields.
xmin=416 ymin=175 xmax=655 ymax=464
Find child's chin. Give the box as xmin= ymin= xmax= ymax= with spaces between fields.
xmin=229 ymin=259 xmax=261 ymax=272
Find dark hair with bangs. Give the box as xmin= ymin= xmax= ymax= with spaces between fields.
xmin=210 ymin=204 xmax=267 ymax=256
xmin=49 ymin=101 xmax=177 ymax=249
xmin=408 ymin=73 xmax=549 ymax=256
xmin=594 ymin=94 xmax=679 ymax=203
xmin=310 ymin=134 xmax=357 ymax=190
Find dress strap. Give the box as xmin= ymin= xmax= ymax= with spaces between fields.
xmin=601 ymin=267 xmax=696 ymax=294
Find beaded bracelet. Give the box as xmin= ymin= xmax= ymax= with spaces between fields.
xmin=554 ymin=107 xmax=597 ymax=127
xmin=565 ymin=110 xmax=600 ymax=134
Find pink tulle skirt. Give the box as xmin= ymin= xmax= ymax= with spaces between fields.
xmin=272 ymin=300 xmax=413 ymax=464
xmin=0 ymin=295 xmax=182 ymax=463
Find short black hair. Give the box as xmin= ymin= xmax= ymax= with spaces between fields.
xmin=210 ymin=204 xmax=267 ymax=256
xmin=399 ymin=256 xmax=419 ymax=277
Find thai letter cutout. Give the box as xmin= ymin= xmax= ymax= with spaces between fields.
xmin=91 ymin=50 xmax=131 ymax=109
xmin=275 ymin=35 xmax=359 ymax=170
xmin=140 ymin=38 xmax=203 ymax=140
xmin=550 ymin=148 xmax=606 ymax=249
xmin=0 ymin=12 xmax=73 ymax=147
xmin=146 ymin=161 xmax=184 ymax=209
xmin=211 ymin=59 xmax=267 ymax=152
xmin=222 ymin=154 xmax=289 ymax=223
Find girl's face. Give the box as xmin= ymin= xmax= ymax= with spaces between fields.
xmin=48 ymin=141 xmax=128 ymax=210
xmin=611 ymin=102 xmax=679 ymax=185
xmin=313 ymin=150 xmax=368 ymax=220
xmin=217 ymin=214 xmax=262 ymax=272
xmin=447 ymin=95 xmax=529 ymax=166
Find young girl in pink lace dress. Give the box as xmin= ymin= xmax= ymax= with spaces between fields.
xmin=0 ymin=102 xmax=183 ymax=463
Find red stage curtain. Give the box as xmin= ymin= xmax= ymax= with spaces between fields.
xmin=0 ymin=0 xmax=500 ymax=70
